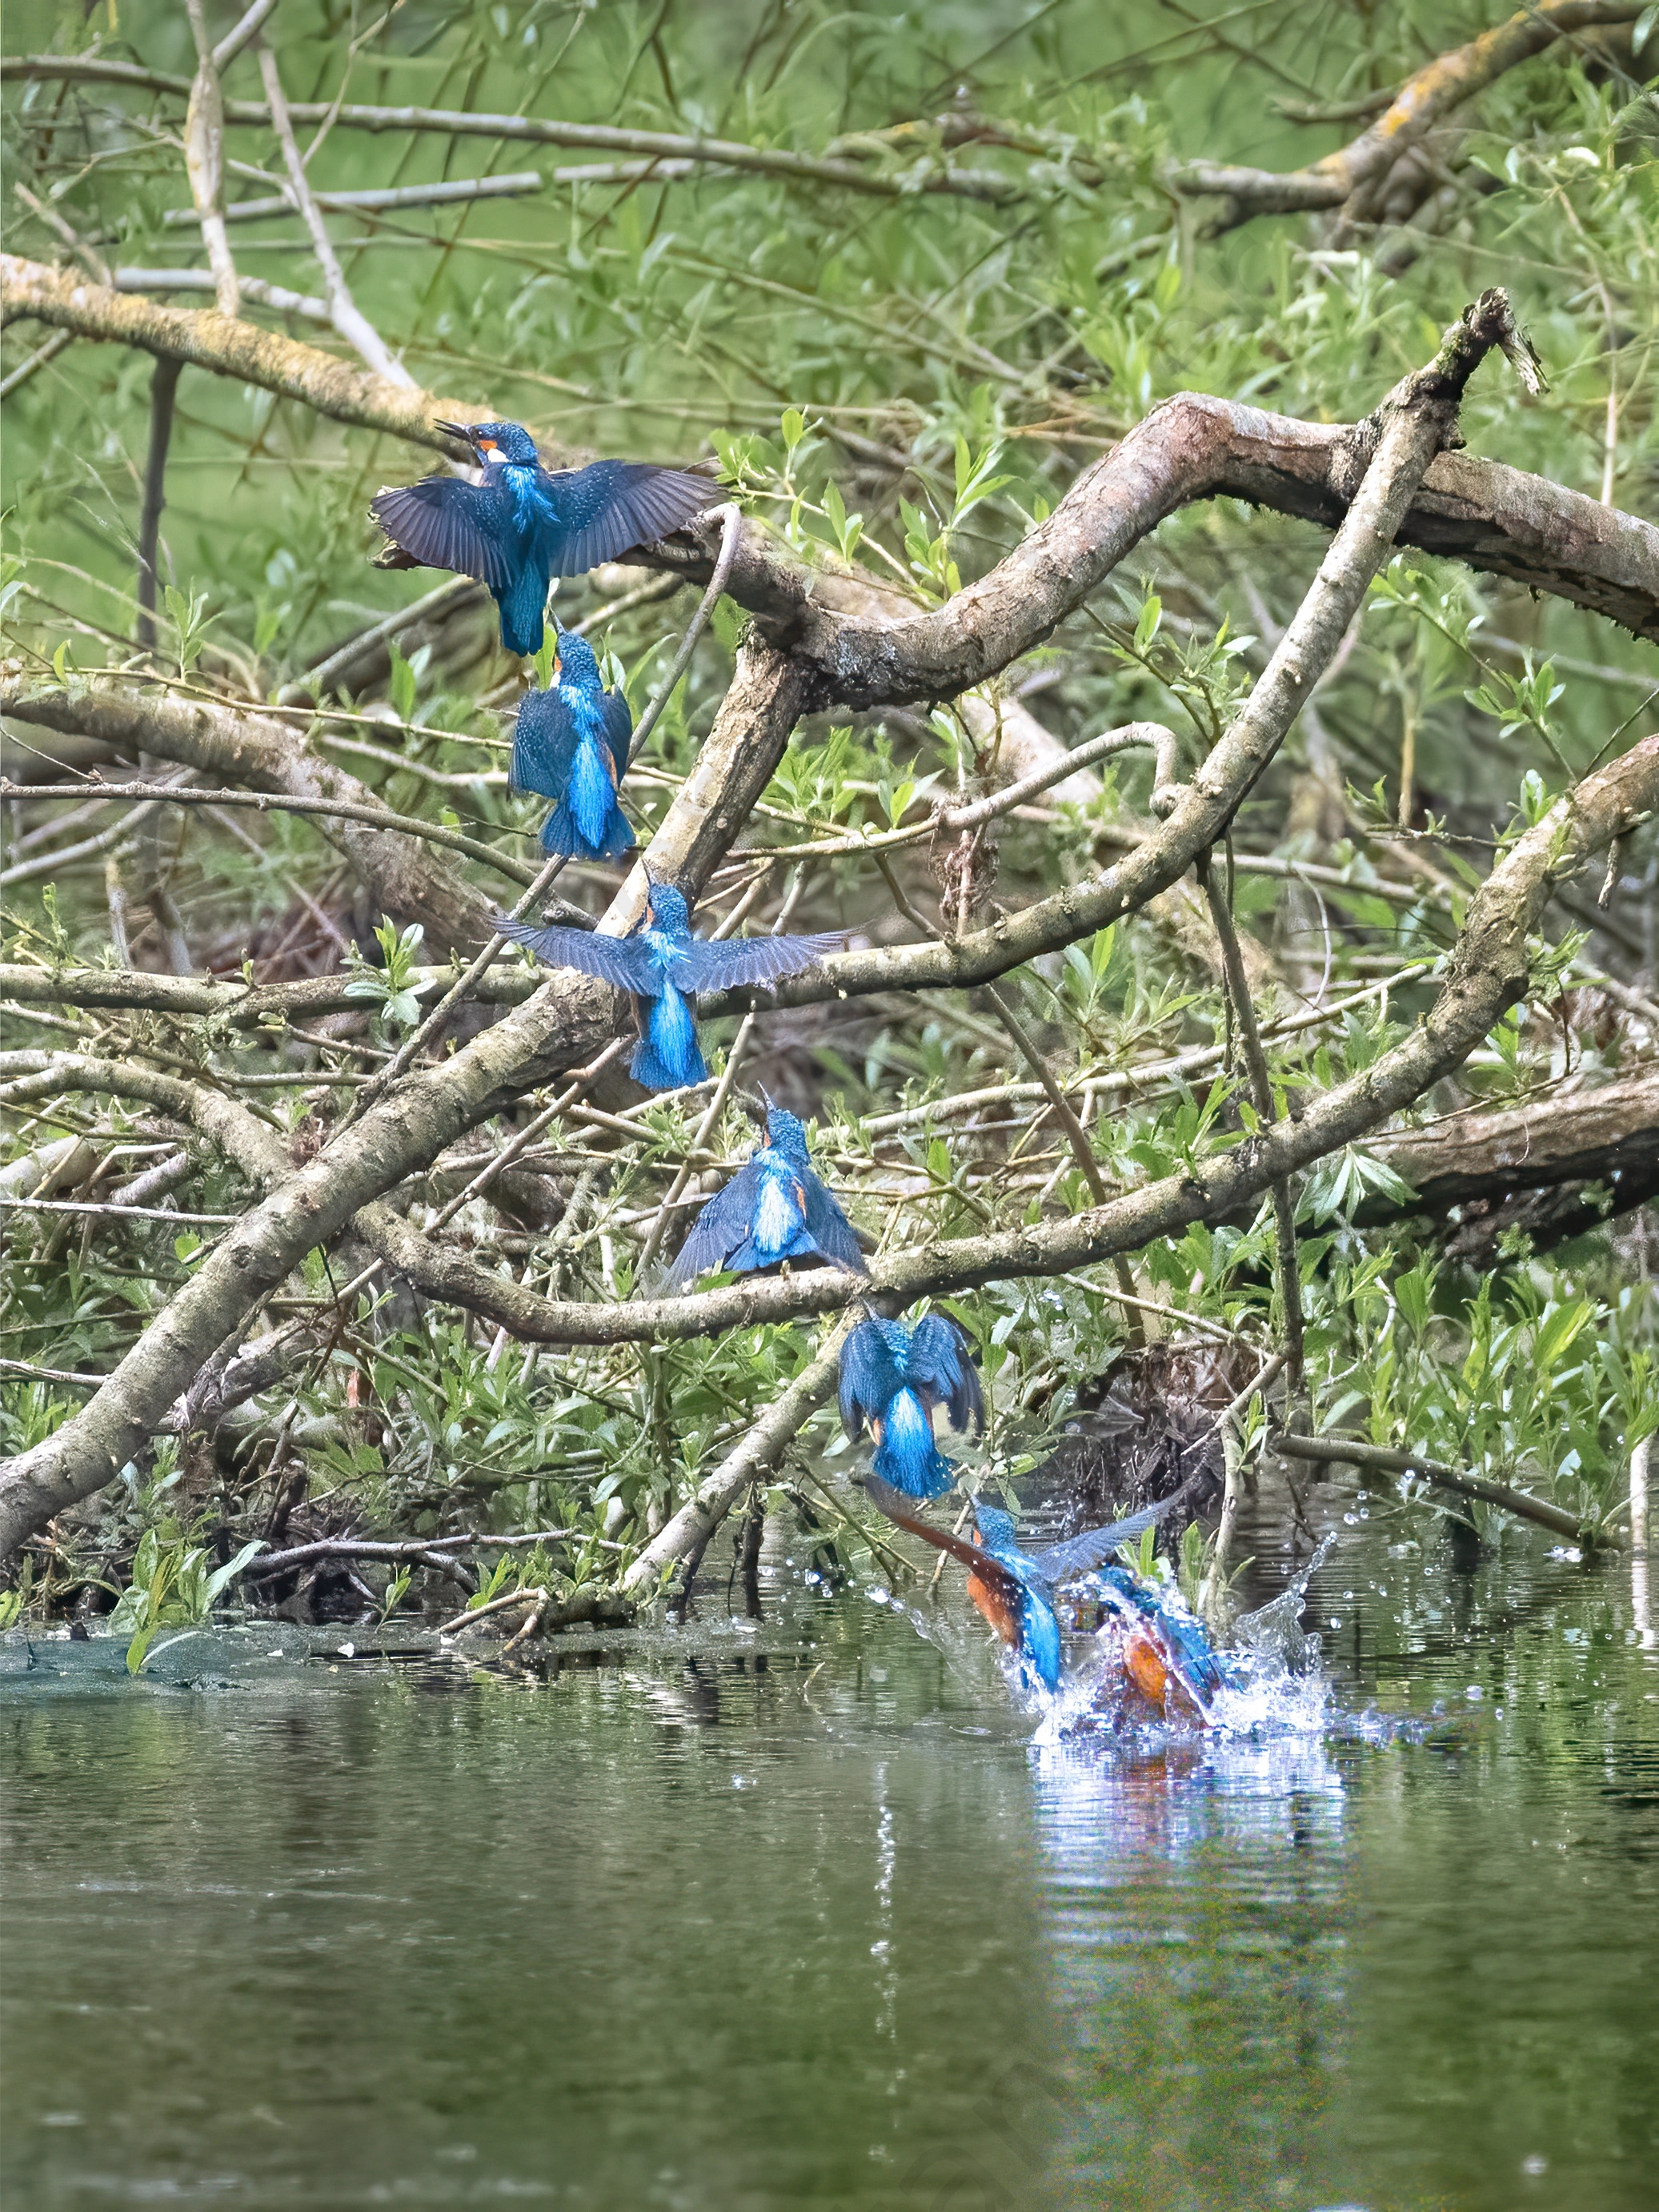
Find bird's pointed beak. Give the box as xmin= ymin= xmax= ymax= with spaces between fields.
xmin=435 ymin=419 xmax=481 ymax=447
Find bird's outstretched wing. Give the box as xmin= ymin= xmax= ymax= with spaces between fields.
xmin=369 ymin=478 xmax=514 ymax=589
xmin=603 ymin=687 xmax=635 ymax=782
xmin=1031 ymin=1485 xmax=1191 ymax=1589
xmin=510 ymin=688 xmax=580 ymax=800
xmin=536 ymin=463 xmax=719 ymax=575
xmin=663 ymin=1163 xmax=763 ymax=1292
xmin=673 ymin=928 xmax=848 ymax=992
xmin=495 ymin=915 xmax=655 ymax=992
xmin=908 ymin=1314 xmax=984 ymax=1436
xmin=839 ymin=1319 xmax=904 ymax=1441
xmin=799 ymin=1171 xmax=868 ymax=1275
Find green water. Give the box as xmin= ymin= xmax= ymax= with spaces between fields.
xmin=3 ymin=1523 xmax=1657 ymax=2210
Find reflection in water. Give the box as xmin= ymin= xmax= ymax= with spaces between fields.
xmin=1033 ymin=1725 xmax=1348 ymax=2212
xmin=4 ymin=1514 xmax=1659 ymax=2212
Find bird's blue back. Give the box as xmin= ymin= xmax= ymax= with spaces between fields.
xmin=666 ymin=1106 xmax=864 ymax=1289
xmin=370 ymin=425 xmax=718 ymax=656
xmin=511 ymin=635 xmax=635 ymax=861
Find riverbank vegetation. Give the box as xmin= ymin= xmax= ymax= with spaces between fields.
xmin=2 ymin=0 xmax=1655 ymax=1649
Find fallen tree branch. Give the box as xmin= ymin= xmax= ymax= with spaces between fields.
xmin=1272 ymin=1433 xmax=1602 ymax=1547
xmin=0 ymin=299 xmax=1642 ymax=1561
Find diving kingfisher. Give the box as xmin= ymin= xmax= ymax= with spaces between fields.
xmin=371 ymin=419 xmax=719 ymax=656
xmin=665 ymin=1096 xmax=868 ymax=1291
xmin=511 ymin=630 xmax=635 ymax=863
xmin=839 ymin=1313 xmax=984 ymax=1502
xmin=497 ymin=877 xmax=848 ymax=1092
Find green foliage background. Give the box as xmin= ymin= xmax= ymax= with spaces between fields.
xmin=2 ymin=1 xmax=1656 ymax=1629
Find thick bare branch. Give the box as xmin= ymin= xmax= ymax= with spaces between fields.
xmin=0 ymin=256 xmax=510 ymax=461
xmin=6 ymin=259 xmax=1657 ymax=645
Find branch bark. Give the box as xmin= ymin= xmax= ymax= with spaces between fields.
xmin=1169 ymin=2 xmax=1648 ymax=226
xmin=0 ymin=679 xmax=496 ymax=952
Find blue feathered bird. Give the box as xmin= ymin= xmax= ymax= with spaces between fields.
xmin=371 ymin=419 xmax=718 ymax=656
xmin=839 ymin=1314 xmax=984 ymax=1501
xmin=511 ymin=631 xmax=635 ymax=863
xmin=862 ymin=1476 xmax=1182 ymax=1693
xmin=497 ymin=879 xmax=847 ymax=1092
xmin=666 ymin=1099 xmax=867 ymax=1292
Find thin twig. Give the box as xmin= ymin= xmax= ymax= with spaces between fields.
xmin=0 ymin=779 xmax=538 ymax=890
xmin=183 ymin=0 xmax=239 ymax=318
xmin=256 ymin=41 xmax=415 ymax=386
xmin=1199 ymin=850 xmax=1305 ymax=1389
xmin=134 ymin=358 xmax=182 ymax=655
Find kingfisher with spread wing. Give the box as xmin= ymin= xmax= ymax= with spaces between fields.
xmin=861 ymin=1477 xmax=1182 ymax=1693
xmin=665 ymin=1098 xmax=867 ymax=1291
xmin=497 ymin=878 xmax=848 ymax=1092
xmin=839 ymin=1313 xmax=984 ymax=1502
xmin=860 ymin=1477 xmax=1222 ymax=1710
xmin=511 ymin=631 xmax=635 ymax=863
xmin=371 ymin=420 xmax=718 ymax=656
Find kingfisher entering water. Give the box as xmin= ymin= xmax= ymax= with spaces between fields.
xmin=498 ymin=878 xmax=848 ymax=1092
xmin=860 ymin=1477 xmax=1220 ymax=1709
xmin=371 ymin=419 xmax=718 ymax=656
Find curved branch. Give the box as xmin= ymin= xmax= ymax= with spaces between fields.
xmin=1170 ymin=2 xmax=1647 ymax=222
xmin=323 ymin=728 xmax=1659 ymax=1349
xmin=6 ymin=259 xmax=1657 ymax=648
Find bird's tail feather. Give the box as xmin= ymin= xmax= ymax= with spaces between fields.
xmin=631 ymin=985 xmax=707 ymax=1091
xmin=539 ymin=802 xmax=635 ymax=862
xmin=498 ymin=569 xmax=550 ymax=658
xmin=871 ymin=1389 xmax=954 ymax=1501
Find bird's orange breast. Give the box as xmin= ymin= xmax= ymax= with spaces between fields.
xmin=966 ymin=1565 xmax=1022 ymax=1650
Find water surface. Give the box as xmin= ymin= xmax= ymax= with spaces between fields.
xmin=4 ymin=1517 xmax=1657 ymax=2210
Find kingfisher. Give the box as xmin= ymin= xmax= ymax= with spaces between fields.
xmin=862 ymin=1476 xmax=1180 ymax=1694
xmin=839 ymin=1313 xmax=984 ymax=1502
xmin=370 ymin=419 xmax=719 ymax=656
xmin=497 ymin=878 xmax=848 ymax=1092
xmin=665 ymin=1096 xmax=868 ymax=1291
xmin=511 ymin=631 xmax=635 ymax=863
